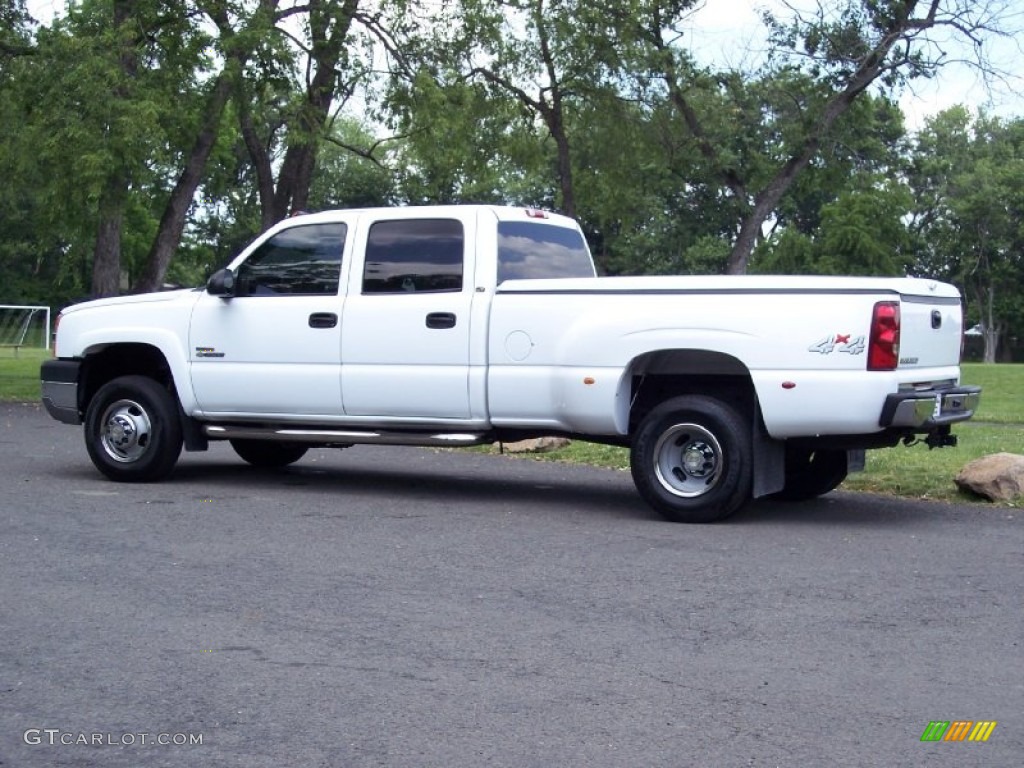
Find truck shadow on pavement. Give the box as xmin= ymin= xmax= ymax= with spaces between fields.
xmin=167 ymin=448 xmax=660 ymax=523
xmin=145 ymin=445 xmax=974 ymax=529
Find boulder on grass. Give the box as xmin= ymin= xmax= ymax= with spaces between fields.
xmin=501 ymin=437 xmax=571 ymax=454
xmin=954 ymin=453 xmax=1024 ymax=502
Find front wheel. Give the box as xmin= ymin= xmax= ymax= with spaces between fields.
xmin=84 ymin=375 xmax=183 ymax=482
xmin=230 ymin=439 xmax=308 ymax=468
xmin=630 ymin=395 xmax=752 ymax=523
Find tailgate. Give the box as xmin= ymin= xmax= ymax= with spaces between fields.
xmin=897 ymin=292 xmax=964 ymax=370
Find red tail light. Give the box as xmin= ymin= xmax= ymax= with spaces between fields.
xmin=868 ymin=301 xmax=900 ymax=370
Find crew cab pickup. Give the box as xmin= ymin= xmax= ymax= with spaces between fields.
xmin=41 ymin=205 xmax=980 ymax=522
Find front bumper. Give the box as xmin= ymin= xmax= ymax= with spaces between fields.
xmin=879 ymin=385 xmax=982 ymax=430
xmin=40 ymin=359 xmax=82 ymax=425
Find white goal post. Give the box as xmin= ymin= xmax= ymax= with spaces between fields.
xmin=0 ymin=305 xmax=51 ymax=354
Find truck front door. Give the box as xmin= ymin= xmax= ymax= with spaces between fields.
xmin=189 ymin=221 xmax=348 ymax=417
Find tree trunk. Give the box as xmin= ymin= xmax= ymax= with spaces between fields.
xmin=90 ymin=0 xmax=136 ymax=298
xmin=982 ymin=284 xmax=999 ymax=363
xmin=134 ymin=71 xmax=234 ymax=293
xmin=239 ymin=107 xmax=279 ymax=231
xmin=203 ymin=0 xmax=281 ymax=231
xmin=535 ymin=1 xmax=575 ymax=218
xmin=239 ymin=0 xmax=358 ymax=230
xmin=91 ymin=182 xmax=124 ymax=297
xmin=546 ymin=101 xmax=575 ymax=218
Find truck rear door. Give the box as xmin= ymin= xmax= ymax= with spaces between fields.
xmin=340 ymin=209 xmax=479 ymax=420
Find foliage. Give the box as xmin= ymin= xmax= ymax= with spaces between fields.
xmin=0 ymin=1 xmax=1021 ymax=309
xmin=907 ymin=109 xmax=1024 ymax=361
xmin=603 ymin=0 xmax=1016 ymax=273
xmin=384 ymin=69 xmax=548 ymax=206
xmin=754 ymin=174 xmax=913 ymax=275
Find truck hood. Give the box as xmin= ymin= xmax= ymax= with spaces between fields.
xmin=59 ymin=288 xmax=202 ymax=315
xmin=497 ymin=274 xmax=962 ymax=300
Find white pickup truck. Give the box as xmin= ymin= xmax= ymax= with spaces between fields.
xmin=41 ymin=205 xmax=980 ymax=522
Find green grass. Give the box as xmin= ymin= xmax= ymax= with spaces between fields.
xmin=841 ymin=421 xmax=1022 ymax=502
xmin=839 ymin=363 xmax=1023 ymax=503
xmin=0 ymin=348 xmax=48 ymax=402
xmin=3 ymin=350 xmax=1019 ymax=504
xmin=960 ymin=362 xmax=1023 ymax=422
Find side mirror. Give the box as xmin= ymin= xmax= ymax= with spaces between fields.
xmin=206 ymin=268 xmax=235 ymax=297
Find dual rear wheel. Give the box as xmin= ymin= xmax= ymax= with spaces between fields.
xmin=630 ymin=396 xmax=752 ymax=524
xmin=630 ymin=395 xmax=848 ymax=523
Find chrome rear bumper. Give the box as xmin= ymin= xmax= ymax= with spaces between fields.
xmin=880 ymin=385 xmax=981 ymax=429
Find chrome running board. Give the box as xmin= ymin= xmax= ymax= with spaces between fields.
xmin=203 ymin=424 xmax=492 ymax=447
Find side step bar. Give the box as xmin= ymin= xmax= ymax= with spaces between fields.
xmin=203 ymin=424 xmax=493 ymax=448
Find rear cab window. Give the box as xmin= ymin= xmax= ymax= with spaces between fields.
xmin=362 ymin=219 xmax=464 ymax=294
xmin=497 ymin=221 xmax=596 ymax=283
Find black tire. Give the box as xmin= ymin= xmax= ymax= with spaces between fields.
xmin=84 ymin=375 xmax=183 ymax=482
xmin=770 ymin=448 xmax=848 ymax=502
xmin=630 ymin=395 xmax=752 ymax=523
xmin=230 ymin=439 xmax=308 ymax=468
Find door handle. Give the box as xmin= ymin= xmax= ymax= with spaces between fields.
xmin=308 ymin=312 xmax=338 ymax=329
xmin=425 ymin=312 xmax=457 ymax=329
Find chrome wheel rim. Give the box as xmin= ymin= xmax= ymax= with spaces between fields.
xmin=98 ymin=398 xmax=153 ymax=463
xmin=653 ymin=422 xmax=723 ymax=498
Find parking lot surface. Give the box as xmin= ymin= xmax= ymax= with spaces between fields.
xmin=1 ymin=402 xmax=1021 ymax=767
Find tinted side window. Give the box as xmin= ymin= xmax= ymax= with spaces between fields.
xmin=497 ymin=221 xmax=596 ymax=282
xmin=363 ymin=219 xmax=464 ymax=294
xmin=236 ymin=223 xmax=346 ymax=296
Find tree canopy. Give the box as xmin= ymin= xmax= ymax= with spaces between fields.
xmin=2 ymin=0 xmax=1022 ymax=357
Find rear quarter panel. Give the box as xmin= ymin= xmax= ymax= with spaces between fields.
xmin=487 ymin=277 xmax=964 ymax=438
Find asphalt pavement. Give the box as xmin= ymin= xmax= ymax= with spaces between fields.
xmin=1 ymin=402 xmax=1021 ymax=767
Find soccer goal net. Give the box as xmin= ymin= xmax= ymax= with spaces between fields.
xmin=0 ymin=305 xmax=50 ymax=355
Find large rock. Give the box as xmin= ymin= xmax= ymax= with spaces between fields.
xmin=500 ymin=437 xmax=571 ymax=454
xmin=954 ymin=453 xmax=1024 ymax=502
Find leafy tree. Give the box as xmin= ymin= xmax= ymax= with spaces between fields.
xmin=384 ymin=70 xmax=548 ymax=206
xmin=7 ymin=0 xmax=219 ymax=298
xmin=131 ymin=0 xmax=267 ymax=293
xmin=6 ymin=0 xmax=392 ymax=298
xmin=909 ymin=110 xmax=1024 ymax=361
xmin=6 ymin=0 xmax=1019 ymax=306
xmin=1 ymin=0 xmax=31 ymax=58
xmin=601 ymin=0 xmax=1016 ymax=273
xmin=384 ymin=0 xmax=636 ymax=218
xmin=755 ymin=175 xmax=912 ymax=275
xmin=231 ymin=0 xmax=369 ymax=231
xmin=309 ymin=119 xmax=397 ymax=209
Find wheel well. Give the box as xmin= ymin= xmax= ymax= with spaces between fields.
xmin=80 ymin=344 xmax=174 ymax=412
xmin=625 ymin=350 xmax=758 ymax=433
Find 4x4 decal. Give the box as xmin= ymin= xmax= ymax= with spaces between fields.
xmin=808 ymin=334 xmax=865 ymax=355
